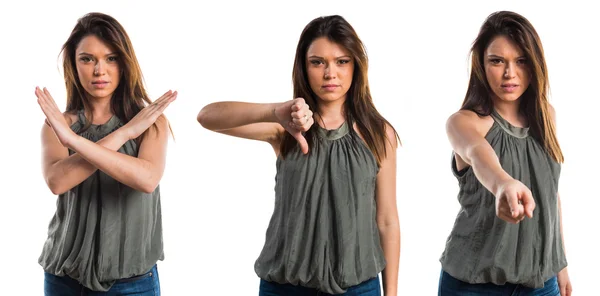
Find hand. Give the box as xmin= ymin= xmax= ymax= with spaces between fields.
xmin=35 ymin=87 xmax=78 ymax=148
xmin=494 ymin=178 xmax=535 ymax=223
xmin=122 ymin=90 xmax=177 ymax=140
xmin=558 ymin=267 xmax=572 ymax=296
xmin=274 ymin=97 xmax=314 ymax=154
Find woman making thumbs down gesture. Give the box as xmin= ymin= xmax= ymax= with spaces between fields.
xmin=198 ymin=15 xmax=400 ymax=296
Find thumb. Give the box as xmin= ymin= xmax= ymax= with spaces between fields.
xmin=507 ymin=192 xmax=521 ymax=218
xmin=292 ymin=132 xmax=309 ymax=154
xmin=521 ymin=189 xmax=536 ymax=218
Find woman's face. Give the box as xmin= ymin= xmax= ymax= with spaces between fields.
xmin=75 ymin=35 xmax=121 ymax=102
xmin=484 ymin=35 xmax=531 ymax=104
xmin=305 ymin=37 xmax=354 ymax=103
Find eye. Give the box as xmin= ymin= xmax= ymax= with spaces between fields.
xmin=489 ymin=58 xmax=502 ymax=65
xmin=79 ymin=56 xmax=92 ymax=63
xmin=338 ymin=59 xmax=351 ymax=65
xmin=517 ymin=58 xmax=527 ymax=65
xmin=107 ymin=56 xmax=119 ymax=62
xmin=309 ymin=59 xmax=324 ymax=66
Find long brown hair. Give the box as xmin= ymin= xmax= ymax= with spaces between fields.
xmin=280 ymin=15 xmax=399 ymax=165
xmin=462 ymin=11 xmax=563 ymax=162
xmin=61 ymin=12 xmax=160 ymax=139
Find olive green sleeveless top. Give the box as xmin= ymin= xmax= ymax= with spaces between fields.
xmin=254 ymin=122 xmax=386 ymax=294
xmin=39 ymin=110 xmax=164 ymax=292
xmin=440 ymin=110 xmax=567 ymax=288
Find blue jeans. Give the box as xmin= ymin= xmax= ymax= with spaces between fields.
xmin=438 ymin=270 xmax=559 ymax=296
xmin=259 ymin=275 xmax=381 ymax=295
xmin=44 ymin=265 xmax=160 ymax=296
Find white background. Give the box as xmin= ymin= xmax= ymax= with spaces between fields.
xmin=1 ymin=0 xmax=598 ymax=295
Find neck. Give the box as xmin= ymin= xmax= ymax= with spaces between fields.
xmin=492 ymin=97 xmax=527 ymax=127
xmin=88 ymin=96 xmax=114 ymax=124
xmin=316 ymin=98 xmax=346 ymax=129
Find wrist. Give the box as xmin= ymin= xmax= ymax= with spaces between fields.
xmin=265 ymin=103 xmax=280 ymax=123
xmin=65 ymin=132 xmax=83 ymax=150
xmin=492 ymin=174 xmax=513 ymax=196
xmin=115 ymin=124 xmax=134 ymax=141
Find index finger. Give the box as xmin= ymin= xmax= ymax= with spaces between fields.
xmin=521 ymin=189 xmax=536 ymax=218
xmin=152 ymin=90 xmax=174 ymax=104
xmin=156 ymin=92 xmax=177 ymax=113
xmin=507 ymin=193 xmax=522 ymax=219
xmin=292 ymin=97 xmax=305 ymax=111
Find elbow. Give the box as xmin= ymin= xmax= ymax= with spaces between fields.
xmin=196 ymin=108 xmax=211 ymax=129
xmin=46 ymin=178 xmax=67 ymax=195
xmin=377 ymin=215 xmax=400 ymax=231
xmin=139 ymin=183 xmax=158 ymax=194
xmin=49 ymin=186 xmax=65 ymax=196
xmin=138 ymin=180 xmax=159 ymax=194
xmin=197 ymin=105 xmax=223 ymax=131
xmin=377 ymin=220 xmax=400 ymax=231
xmin=196 ymin=109 xmax=205 ymax=125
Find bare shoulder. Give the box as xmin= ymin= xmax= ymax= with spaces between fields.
xmin=446 ymin=109 xmax=493 ymax=138
xmin=548 ymin=104 xmax=557 ymax=125
xmin=145 ymin=114 xmax=171 ymax=139
xmin=40 ymin=111 xmax=78 ymax=132
xmin=64 ymin=111 xmax=78 ymax=127
xmin=155 ymin=114 xmax=169 ymax=128
xmin=351 ymin=119 xmax=399 ymax=152
xmin=383 ymin=122 xmax=399 ymax=149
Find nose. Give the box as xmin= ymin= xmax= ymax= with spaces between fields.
xmin=503 ymin=62 xmax=516 ymax=79
xmin=94 ymin=60 xmax=106 ymax=76
xmin=324 ymin=64 xmax=337 ymax=79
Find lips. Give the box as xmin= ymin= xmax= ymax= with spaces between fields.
xmin=92 ymin=80 xmax=109 ymax=89
xmin=501 ymin=83 xmax=519 ymax=92
xmin=322 ymin=84 xmax=339 ymax=91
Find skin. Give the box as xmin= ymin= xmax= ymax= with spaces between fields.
xmin=197 ymin=37 xmax=400 ymax=295
xmin=76 ymin=35 xmax=121 ymax=109
xmin=36 ymin=34 xmax=177 ymax=195
xmin=447 ymin=35 xmax=571 ymax=295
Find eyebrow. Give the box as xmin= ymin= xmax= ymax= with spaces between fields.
xmin=486 ymin=54 xmax=526 ymax=59
xmin=307 ymin=55 xmax=352 ymax=59
xmin=78 ymin=52 xmax=117 ymax=56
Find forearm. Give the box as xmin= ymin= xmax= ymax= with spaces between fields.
xmin=378 ymin=223 xmax=400 ymax=296
xmin=467 ymin=143 xmax=513 ymax=194
xmin=558 ymin=194 xmax=567 ymax=255
xmin=197 ymin=102 xmax=278 ymax=130
xmin=46 ymin=129 xmax=132 ymax=195
xmin=68 ymin=134 xmax=160 ymax=193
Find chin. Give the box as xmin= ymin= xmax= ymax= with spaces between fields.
xmin=493 ymin=92 xmax=524 ymax=103
xmin=87 ymin=89 xmax=116 ymax=100
xmin=317 ymin=93 xmax=346 ymax=102
xmin=499 ymin=95 xmax=522 ymax=103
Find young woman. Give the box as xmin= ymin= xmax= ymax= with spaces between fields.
xmin=439 ymin=11 xmax=572 ymax=296
xmin=198 ymin=15 xmax=400 ymax=296
xmin=36 ymin=12 xmax=176 ymax=295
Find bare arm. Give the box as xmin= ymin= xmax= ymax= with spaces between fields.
xmin=551 ymin=105 xmax=572 ymax=295
xmin=447 ymin=110 xmax=534 ymax=222
xmin=65 ymin=116 xmax=170 ymax=193
xmin=37 ymin=87 xmax=176 ymax=194
xmin=376 ymin=125 xmax=400 ymax=296
xmin=197 ymin=101 xmax=283 ymax=147
xmin=558 ymin=193 xmax=566 ymax=254
xmin=550 ymin=105 xmax=566 ymax=254
xmin=197 ymin=99 xmax=313 ymax=154
xmin=41 ymin=117 xmax=131 ymax=195
xmin=447 ymin=111 xmax=512 ymax=194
